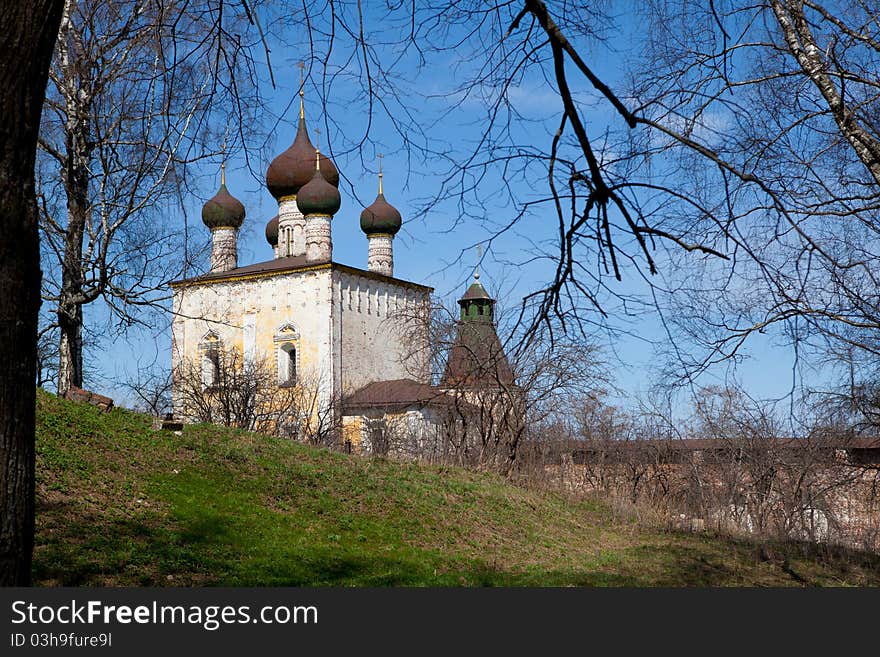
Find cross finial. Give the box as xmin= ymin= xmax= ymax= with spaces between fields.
xmin=475 ymin=245 xmax=482 ymax=280
xmin=220 ymin=138 xmax=227 ymax=185
xmin=297 ymin=61 xmax=306 ymax=119
xmin=314 ymin=128 xmax=321 ymax=171
xmin=378 ymin=153 xmax=384 ymax=195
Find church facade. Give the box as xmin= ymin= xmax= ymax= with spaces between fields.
xmin=169 ymin=90 xmax=513 ymax=452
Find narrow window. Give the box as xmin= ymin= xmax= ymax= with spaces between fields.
xmin=279 ymin=343 xmax=297 ymax=385
xmin=286 ymin=346 xmax=296 ymax=384
xmin=199 ymin=332 xmax=221 ymax=389
xmin=274 ymin=324 xmax=299 ymax=386
xmin=202 ymin=349 xmax=219 ymax=388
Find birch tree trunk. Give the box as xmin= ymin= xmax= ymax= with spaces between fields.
xmin=37 ymin=0 xmax=265 ymax=394
xmin=769 ymin=0 xmax=880 ymax=187
xmin=55 ymin=0 xmax=91 ymax=396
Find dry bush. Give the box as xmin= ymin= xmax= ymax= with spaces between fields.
xmin=172 ymin=346 xmax=339 ymax=444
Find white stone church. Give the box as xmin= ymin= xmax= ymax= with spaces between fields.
xmin=169 ymin=90 xmax=512 ymax=451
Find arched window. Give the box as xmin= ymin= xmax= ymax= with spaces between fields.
xmin=274 ymin=323 xmax=299 ymax=386
xmin=281 ymin=344 xmax=296 ymax=385
xmin=199 ymin=332 xmax=221 ymax=388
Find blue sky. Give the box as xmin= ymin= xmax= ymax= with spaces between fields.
xmin=88 ymin=3 xmax=813 ymax=413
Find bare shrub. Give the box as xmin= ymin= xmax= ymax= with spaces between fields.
xmin=543 ymin=386 xmax=880 ymax=552
xmin=173 ymin=346 xmax=338 ymax=443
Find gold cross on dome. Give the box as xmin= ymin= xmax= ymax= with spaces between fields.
xmin=297 ymin=61 xmax=306 ymax=118
xmin=220 ymin=138 xmax=227 ymax=185
xmin=378 ymin=153 xmax=384 ymax=194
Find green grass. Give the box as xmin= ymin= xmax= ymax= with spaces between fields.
xmin=33 ymin=389 xmax=880 ymax=586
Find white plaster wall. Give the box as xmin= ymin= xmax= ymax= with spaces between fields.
xmin=349 ymin=407 xmax=445 ymax=458
xmin=210 ymin=227 xmax=238 ymax=272
xmin=171 ymin=265 xmax=430 ymax=423
xmin=334 ymin=270 xmax=431 ymax=394
xmin=171 ymin=268 xmax=335 ymax=415
xmin=367 ymin=234 xmax=394 ymax=276
xmin=277 ymin=198 xmax=305 ymax=257
xmin=243 ymin=312 xmax=256 ymax=364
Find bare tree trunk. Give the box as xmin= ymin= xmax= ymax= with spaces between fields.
xmin=57 ymin=300 xmax=83 ymax=394
xmin=0 ymin=0 xmax=66 ymax=586
xmin=55 ymin=0 xmax=91 ymax=396
xmin=57 ymin=163 xmax=88 ymax=394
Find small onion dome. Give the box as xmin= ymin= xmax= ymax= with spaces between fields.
xmin=201 ymin=183 xmax=245 ymax=229
xmin=265 ymin=215 xmax=279 ymax=246
xmin=297 ymin=159 xmax=341 ymax=216
xmin=266 ymin=115 xmax=339 ymax=200
xmin=360 ymin=193 xmax=402 ymax=236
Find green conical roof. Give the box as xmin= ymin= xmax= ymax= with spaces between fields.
xmin=444 ymin=277 xmax=513 ymax=388
xmin=459 ymin=280 xmax=493 ymax=303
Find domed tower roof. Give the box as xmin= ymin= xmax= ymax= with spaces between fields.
xmin=265 ymin=215 xmax=279 ymax=246
xmin=442 ymin=274 xmax=514 ymax=388
xmin=360 ymin=166 xmax=402 ymax=236
xmin=265 ymin=91 xmax=339 ymax=200
xmin=202 ymin=164 xmax=245 ymax=229
xmin=296 ymin=149 xmax=341 ymax=216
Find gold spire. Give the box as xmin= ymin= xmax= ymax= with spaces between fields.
xmin=378 ymin=153 xmax=384 ymax=195
xmin=297 ymin=61 xmax=305 ymax=120
xmin=221 ymin=161 xmax=226 ymax=186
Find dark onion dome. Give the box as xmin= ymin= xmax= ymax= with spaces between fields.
xmin=201 ymin=181 xmax=245 ymax=230
xmin=296 ymin=153 xmax=341 ymax=216
xmin=360 ymin=192 xmax=402 ymax=236
xmin=265 ymin=105 xmax=339 ymax=200
xmin=265 ymin=215 xmax=279 ymax=246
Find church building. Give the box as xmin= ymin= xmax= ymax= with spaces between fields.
xmin=169 ymin=88 xmax=513 ymax=452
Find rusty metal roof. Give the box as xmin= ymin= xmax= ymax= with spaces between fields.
xmin=442 ymin=322 xmax=515 ymax=388
xmin=171 ymin=258 xmax=433 ymax=291
xmin=568 ymin=436 xmax=880 ymax=452
xmin=343 ymin=379 xmax=455 ymax=411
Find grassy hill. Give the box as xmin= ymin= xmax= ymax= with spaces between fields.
xmin=33 ymin=390 xmax=880 ymax=586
